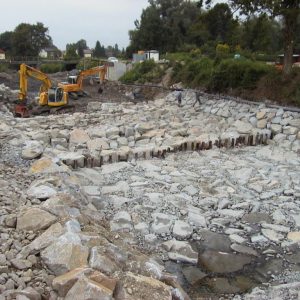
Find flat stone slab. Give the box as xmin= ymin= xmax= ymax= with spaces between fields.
xmin=198 ymin=250 xmax=252 ymax=273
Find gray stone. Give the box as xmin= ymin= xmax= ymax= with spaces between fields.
xmin=261 ymin=229 xmax=284 ymax=242
xmin=87 ymin=138 xmax=109 ymax=151
xmin=21 ymin=141 xmax=43 ymax=160
xmin=151 ymin=213 xmax=173 ymax=234
xmin=69 ymin=128 xmax=90 ymax=145
xmin=231 ymin=244 xmax=258 ymax=256
xmin=26 ymin=222 xmax=64 ymax=253
xmin=234 ymin=120 xmax=253 ymax=134
xmin=172 ymin=220 xmax=193 ymax=240
xmin=27 ymin=184 xmax=57 ymax=200
xmin=198 ymin=250 xmax=252 ymax=273
xmin=182 ymin=266 xmax=207 ymax=285
xmin=110 ymin=211 xmax=132 ymax=232
xmin=41 ymin=240 xmax=89 ymax=276
xmin=89 ymin=246 xmax=118 ymax=275
xmin=162 ymin=240 xmax=198 ymax=264
xmin=188 ymin=211 xmax=207 ymax=228
xmin=134 ymin=222 xmax=149 ymax=235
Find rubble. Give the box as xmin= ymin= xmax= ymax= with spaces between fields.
xmin=0 ymin=82 xmax=300 ymax=299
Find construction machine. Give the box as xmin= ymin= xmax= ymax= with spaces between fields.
xmin=15 ymin=63 xmax=69 ymax=117
xmin=58 ymin=65 xmax=107 ymax=99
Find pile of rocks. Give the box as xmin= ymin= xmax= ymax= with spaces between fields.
xmin=0 ymin=86 xmax=299 ymax=299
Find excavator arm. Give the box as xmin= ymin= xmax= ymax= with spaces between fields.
xmin=18 ymin=63 xmax=52 ymax=102
xmin=76 ymin=65 xmax=107 ymax=89
xmin=58 ymin=65 xmax=107 ymax=97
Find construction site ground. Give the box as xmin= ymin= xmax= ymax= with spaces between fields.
xmin=0 ymin=69 xmax=300 ymax=300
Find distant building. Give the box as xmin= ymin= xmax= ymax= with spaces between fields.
xmin=0 ymin=49 xmax=5 ymax=60
xmin=278 ymin=54 xmax=300 ymax=64
xmin=144 ymin=50 xmax=159 ymax=62
xmin=39 ymin=46 xmax=60 ymax=59
xmin=132 ymin=50 xmax=159 ymax=63
xmin=83 ymin=49 xmax=93 ymax=58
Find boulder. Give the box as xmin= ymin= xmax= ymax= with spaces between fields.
xmin=69 ymin=129 xmax=90 ymax=144
xmin=172 ymin=220 xmax=193 ymax=240
xmin=162 ymin=240 xmax=198 ymax=264
xmin=41 ymin=240 xmax=89 ymax=275
xmin=17 ymin=208 xmax=56 ymax=231
xmin=21 ymin=140 xmax=43 ymax=160
xmin=198 ymin=250 xmax=252 ymax=273
xmin=27 ymin=184 xmax=57 ymax=200
xmin=64 ymin=276 xmax=113 ymax=300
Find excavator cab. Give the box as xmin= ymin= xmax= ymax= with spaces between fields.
xmin=67 ymin=76 xmax=78 ymax=84
xmin=41 ymin=87 xmax=68 ymax=107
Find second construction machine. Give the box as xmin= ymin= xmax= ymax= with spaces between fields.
xmin=58 ymin=65 xmax=107 ymax=99
xmin=15 ymin=63 xmax=70 ymax=117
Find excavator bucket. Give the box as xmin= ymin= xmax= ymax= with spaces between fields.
xmin=14 ymin=103 xmax=30 ymax=118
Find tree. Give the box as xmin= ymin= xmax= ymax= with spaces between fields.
xmin=94 ymin=41 xmax=102 ymax=57
xmin=127 ymin=0 xmax=200 ymax=54
xmin=241 ymin=15 xmax=282 ymax=53
xmin=76 ymin=39 xmax=87 ymax=58
xmin=0 ymin=31 xmax=13 ymax=53
xmin=64 ymin=43 xmax=79 ymax=60
xmin=228 ymin=0 xmax=300 ymax=74
xmin=12 ymin=22 xmax=51 ymax=56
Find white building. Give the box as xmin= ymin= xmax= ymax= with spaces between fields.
xmin=144 ymin=50 xmax=159 ymax=62
xmin=133 ymin=50 xmax=160 ymax=63
xmin=83 ymin=49 xmax=93 ymax=58
xmin=0 ymin=49 xmax=5 ymax=60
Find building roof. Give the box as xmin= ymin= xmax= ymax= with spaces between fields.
xmin=41 ymin=46 xmax=59 ymax=52
xmin=278 ymin=54 xmax=300 ymax=57
xmin=83 ymin=49 xmax=93 ymax=54
xmin=145 ymin=50 xmax=159 ymax=53
xmin=0 ymin=49 xmax=5 ymax=54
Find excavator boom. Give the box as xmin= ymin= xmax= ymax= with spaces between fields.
xmin=58 ymin=65 xmax=107 ymax=96
xmin=18 ymin=63 xmax=52 ymax=101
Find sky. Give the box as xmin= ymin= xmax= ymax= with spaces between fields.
xmin=0 ymin=0 xmax=149 ymax=50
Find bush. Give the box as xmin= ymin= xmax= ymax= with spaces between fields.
xmin=0 ymin=64 xmax=9 ymax=72
xmin=120 ymin=60 xmax=164 ymax=84
xmin=256 ymin=67 xmax=300 ymax=106
xmin=40 ymin=63 xmax=64 ymax=73
xmin=216 ymin=43 xmax=230 ymax=59
xmin=210 ymin=59 xmax=272 ymax=91
xmin=171 ymin=57 xmax=214 ymax=88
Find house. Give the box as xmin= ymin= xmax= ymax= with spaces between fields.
xmin=0 ymin=49 xmax=5 ymax=60
xmin=144 ymin=50 xmax=159 ymax=62
xmin=132 ymin=50 xmax=159 ymax=63
xmin=83 ymin=49 xmax=93 ymax=58
xmin=39 ymin=47 xmax=60 ymax=59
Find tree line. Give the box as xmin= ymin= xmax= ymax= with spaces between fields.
xmin=126 ymin=0 xmax=300 ymax=73
xmin=0 ymin=23 xmax=123 ymax=59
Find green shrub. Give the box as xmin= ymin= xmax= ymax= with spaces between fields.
xmin=0 ymin=63 xmax=9 ymax=72
xmin=120 ymin=60 xmax=164 ymax=84
xmin=210 ymin=59 xmax=272 ymax=91
xmin=171 ymin=57 xmax=214 ymax=88
xmin=216 ymin=43 xmax=230 ymax=59
xmin=40 ymin=63 xmax=64 ymax=73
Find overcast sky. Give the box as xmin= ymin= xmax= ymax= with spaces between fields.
xmin=0 ymin=0 xmax=149 ymax=50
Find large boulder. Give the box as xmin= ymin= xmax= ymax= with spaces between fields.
xmin=17 ymin=208 xmax=57 ymax=231
xmin=41 ymin=239 xmax=89 ymax=275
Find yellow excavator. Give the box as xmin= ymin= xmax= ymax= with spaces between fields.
xmin=15 ymin=63 xmax=69 ymax=117
xmin=58 ymin=65 xmax=107 ymax=99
